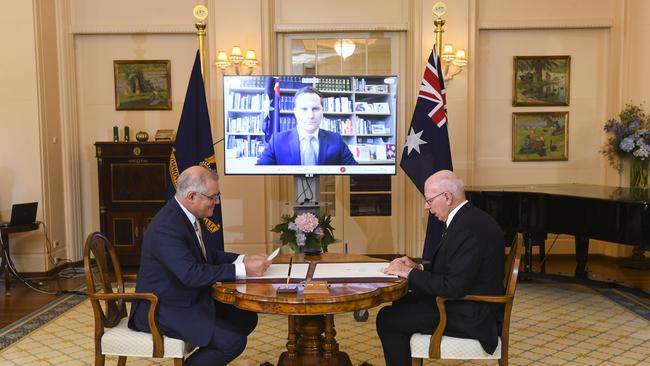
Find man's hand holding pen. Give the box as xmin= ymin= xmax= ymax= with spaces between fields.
xmin=244 ymin=254 xmax=271 ymax=277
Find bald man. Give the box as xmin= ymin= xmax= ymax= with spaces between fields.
xmin=128 ymin=166 xmax=270 ymax=366
xmin=376 ymin=170 xmax=505 ymax=365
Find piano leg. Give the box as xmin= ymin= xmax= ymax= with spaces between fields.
xmin=575 ymin=236 xmax=589 ymax=279
xmin=523 ymin=232 xmax=547 ymax=274
xmin=523 ymin=233 xmax=533 ymax=273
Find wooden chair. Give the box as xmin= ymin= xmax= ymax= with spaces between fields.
xmin=83 ymin=232 xmax=193 ymax=366
xmin=410 ymin=233 xmax=524 ymax=366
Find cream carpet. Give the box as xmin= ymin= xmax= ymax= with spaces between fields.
xmin=0 ymin=282 xmax=649 ymax=365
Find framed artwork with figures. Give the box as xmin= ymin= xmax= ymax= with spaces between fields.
xmin=513 ymin=56 xmax=570 ymax=106
xmin=512 ymin=112 xmax=568 ymax=161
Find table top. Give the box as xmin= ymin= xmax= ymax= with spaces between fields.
xmin=0 ymin=221 xmax=40 ymax=235
xmin=212 ymin=253 xmax=408 ymax=316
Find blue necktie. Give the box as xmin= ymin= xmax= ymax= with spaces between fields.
xmin=302 ymin=136 xmax=317 ymax=165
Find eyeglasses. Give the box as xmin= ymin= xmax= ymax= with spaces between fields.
xmin=199 ymin=192 xmax=221 ymax=202
xmin=424 ymin=191 xmax=446 ymax=205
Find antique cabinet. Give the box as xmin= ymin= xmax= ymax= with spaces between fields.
xmin=95 ymin=141 xmax=173 ymax=266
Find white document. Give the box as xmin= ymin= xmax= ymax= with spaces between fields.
xmin=246 ymin=263 xmax=309 ymax=280
xmin=267 ymin=248 xmax=280 ymax=261
xmin=312 ymin=262 xmax=397 ymax=279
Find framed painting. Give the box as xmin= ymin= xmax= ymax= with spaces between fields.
xmin=513 ymin=56 xmax=570 ymax=106
xmin=512 ymin=112 xmax=568 ymax=161
xmin=113 ymin=60 xmax=171 ymax=110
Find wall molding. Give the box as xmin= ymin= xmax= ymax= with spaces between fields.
xmin=275 ymin=23 xmax=408 ymax=33
xmin=70 ymin=25 xmax=195 ymax=35
xmin=479 ymin=20 xmax=612 ymax=31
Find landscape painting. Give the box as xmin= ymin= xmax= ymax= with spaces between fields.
xmin=513 ymin=56 xmax=570 ymax=106
xmin=512 ymin=112 xmax=568 ymax=161
xmin=114 ymin=60 xmax=171 ymax=110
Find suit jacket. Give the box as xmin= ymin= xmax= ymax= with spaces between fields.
xmin=409 ymin=202 xmax=505 ymax=354
xmin=256 ymin=129 xmax=358 ymax=165
xmin=127 ymin=199 xmax=239 ymax=347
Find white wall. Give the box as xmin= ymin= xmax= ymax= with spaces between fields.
xmin=0 ymin=1 xmax=47 ymax=271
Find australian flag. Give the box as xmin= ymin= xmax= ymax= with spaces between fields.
xmin=262 ymin=77 xmax=280 ymax=142
xmin=167 ymin=50 xmax=224 ymax=250
xmin=400 ymin=45 xmax=453 ymax=261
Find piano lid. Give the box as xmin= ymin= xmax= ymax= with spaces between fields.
xmin=465 ymin=183 xmax=649 ymax=204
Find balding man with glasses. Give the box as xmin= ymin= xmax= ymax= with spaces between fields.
xmin=376 ymin=170 xmax=505 ymax=366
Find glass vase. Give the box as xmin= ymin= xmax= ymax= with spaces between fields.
xmin=630 ymin=158 xmax=649 ymax=189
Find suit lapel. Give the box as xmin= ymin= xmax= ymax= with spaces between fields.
xmin=430 ymin=203 xmax=473 ymax=264
xmin=289 ymin=129 xmax=301 ymax=164
xmin=317 ymin=130 xmax=328 ymax=165
xmin=171 ymin=199 xmax=207 ymax=263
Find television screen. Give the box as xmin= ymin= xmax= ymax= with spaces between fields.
xmin=223 ymin=75 xmax=398 ymax=175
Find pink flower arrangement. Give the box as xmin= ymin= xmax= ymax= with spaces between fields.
xmin=271 ymin=212 xmax=335 ymax=253
xmin=294 ymin=212 xmax=319 ymax=233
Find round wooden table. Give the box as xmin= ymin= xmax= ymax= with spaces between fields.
xmin=212 ymin=253 xmax=407 ymax=366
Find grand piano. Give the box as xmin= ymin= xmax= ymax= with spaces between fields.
xmin=465 ymin=184 xmax=650 ymax=278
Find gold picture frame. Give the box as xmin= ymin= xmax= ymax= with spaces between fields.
xmin=513 ymin=56 xmax=570 ymax=106
xmin=512 ymin=112 xmax=568 ymax=161
xmin=114 ymin=60 xmax=171 ymax=110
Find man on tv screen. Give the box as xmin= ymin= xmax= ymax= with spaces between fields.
xmin=256 ymin=86 xmax=358 ymax=166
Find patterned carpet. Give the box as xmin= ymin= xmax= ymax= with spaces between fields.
xmin=0 ymin=282 xmax=649 ymax=365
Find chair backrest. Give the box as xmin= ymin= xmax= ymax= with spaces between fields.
xmin=500 ymin=233 xmax=523 ymax=349
xmin=83 ymin=232 xmax=127 ymax=328
xmin=504 ymin=234 xmax=521 ymax=292
xmin=504 ymin=234 xmax=523 ymax=297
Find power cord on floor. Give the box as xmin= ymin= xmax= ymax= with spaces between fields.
xmin=0 ymin=229 xmax=87 ymax=296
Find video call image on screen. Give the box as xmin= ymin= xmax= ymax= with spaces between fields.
xmin=223 ymin=75 xmax=398 ymax=175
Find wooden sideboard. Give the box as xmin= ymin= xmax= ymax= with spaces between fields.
xmin=95 ymin=141 xmax=172 ymax=266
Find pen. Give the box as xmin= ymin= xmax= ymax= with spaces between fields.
xmin=285 ymin=257 xmax=293 ymax=286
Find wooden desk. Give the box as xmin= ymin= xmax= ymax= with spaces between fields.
xmin=212 ymin=253 xmax=407 ymax=366
xmin=0 ymin=222 xmax=40 ymax=295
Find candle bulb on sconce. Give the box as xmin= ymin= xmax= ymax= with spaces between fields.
xmin=214 ymin=46 xmax=258 ymax=75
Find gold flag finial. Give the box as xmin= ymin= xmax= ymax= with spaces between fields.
xmin=193 ymin=5 xmax=208 ymax=77
xmin=432 ymin=1 xmax=447 ymax=57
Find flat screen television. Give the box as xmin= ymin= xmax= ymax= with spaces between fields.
xmin=223 ymin=75 xmax=398 ymax=175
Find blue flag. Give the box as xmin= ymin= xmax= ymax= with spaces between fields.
xmin=262 ymin=77 xmax=280 ymax=142
xmin=400 ymin=45 xmax=453 ymax=261
xmin=167 ymin=50 xmax=224 ymax=251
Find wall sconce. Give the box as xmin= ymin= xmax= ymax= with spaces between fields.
xmin=441 ymin=43 xmax=468 ymax=81
xmin=334 ymin=39 xmax=356 ymax=60
xmin=214 ymin=46 xmax=258 ymax=75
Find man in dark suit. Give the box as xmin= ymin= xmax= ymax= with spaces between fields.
xmin=377 ymin=170 xmax=505 ymax=365
xmin=256 ymin=86 xmax=358 ymax=165
xmin=128 ymin=165 xmax=271 ymax=366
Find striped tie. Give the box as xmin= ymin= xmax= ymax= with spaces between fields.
xmin=193 ymin=220 xmax=207 ymax=261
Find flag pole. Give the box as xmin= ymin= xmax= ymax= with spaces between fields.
xmin=193 ymin=5 xmax=209 ymax=77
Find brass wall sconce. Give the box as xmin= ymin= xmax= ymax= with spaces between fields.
xmin=215 ymin=46 xmax=258 ymax=75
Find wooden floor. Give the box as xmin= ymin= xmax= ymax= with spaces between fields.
xmin=1 ymin=254 xmax=649 ymax=329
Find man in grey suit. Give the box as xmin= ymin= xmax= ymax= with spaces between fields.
xmin=377 ymin=170 xmax=505 ymax=365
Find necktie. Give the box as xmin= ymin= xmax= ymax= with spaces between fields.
xmin=441 ymin=222 xmax=448 ymax=238
xmin=193 ymin=220 xmax=207 ymax=261
xmin=302 ymin=136 xmax=317 ymax=165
